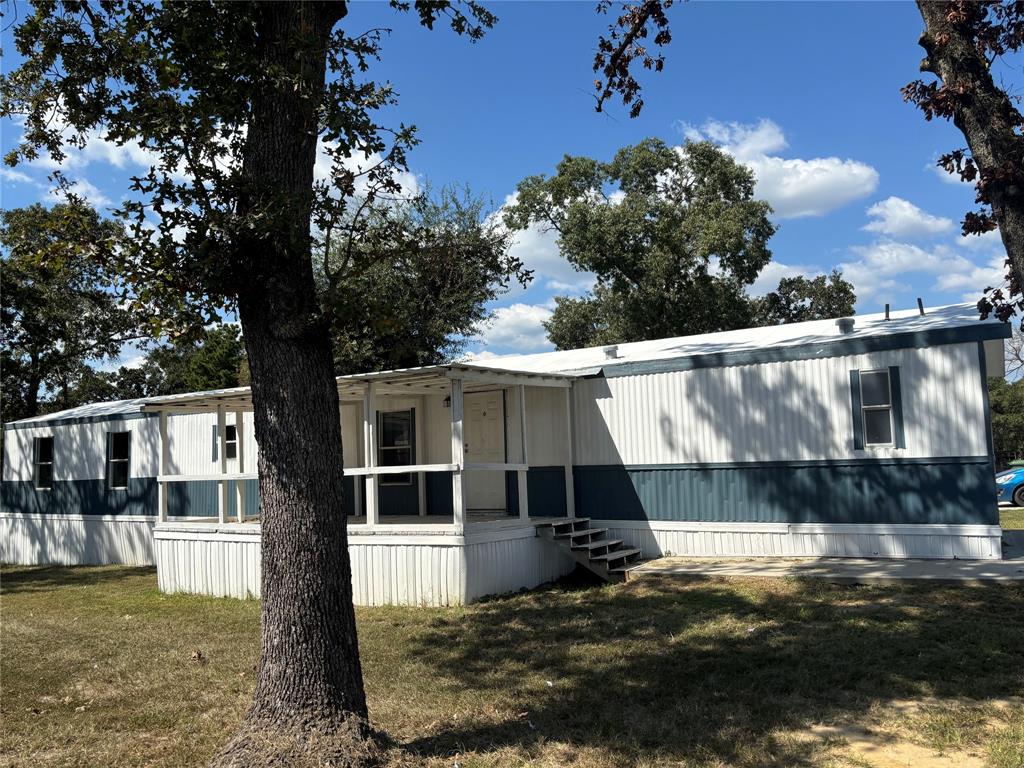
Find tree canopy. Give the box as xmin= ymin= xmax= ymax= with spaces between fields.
xmin=0 ymin=203 xmax=145 ymax=423
xmin=318 ymin=185 xmax=528 ymax=373
xmin=753 ymin=270 xmax=856 ymax=326
xmin=989 ymin=377 xmax=1024 ymax=468
xmin=505 ymin=138 xmax=855 ymax=350
xmin=504 ymin=139 xmax=776 ymax=349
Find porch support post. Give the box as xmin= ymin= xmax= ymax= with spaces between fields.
xmin=517 ymin=385 xmax=529 ymax=521
xmin=415 ymin=397 xmax=426 ymax=516
xmin=351 ymin=405 xmax=363 ymax=517
xmin=234 ymin=409 xmax=246 ymax=523
xmin=216 ymin=405 xmax=228 ymax=524
xmin=363 ymin=383 xmax=379 ymax=527
xmin=157 ymin=410 xmax=168 ymax=523
xmin=563 ymin=387 xmax=576 ymax=519
xmin=450 ymin=377 xmax=466 ymax=532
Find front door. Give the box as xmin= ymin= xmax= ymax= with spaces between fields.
xmin=464 ymin=391 xmax=506 ymax=510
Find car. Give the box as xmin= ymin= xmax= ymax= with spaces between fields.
xmin=996 ymin=466 xmax=1024 ymax=508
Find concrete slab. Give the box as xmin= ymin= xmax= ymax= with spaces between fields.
xmin=629 ymin=531 xmax=1024 ymax=585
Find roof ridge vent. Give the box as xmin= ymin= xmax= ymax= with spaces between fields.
xmin=603 ymin=344 xmax=620 ymax=360
xmin=835 ymin=317 xmax=855 ymax=335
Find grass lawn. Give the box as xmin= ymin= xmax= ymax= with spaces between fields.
xmin=1001 ymin=507 xmax=1024 ymax=530
xmin=2 ymin=567 xmax=1023 ymax=768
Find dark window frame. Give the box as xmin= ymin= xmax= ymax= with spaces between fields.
xmin=106 ymin=430 xmax=131 ymax=490
xmin=33 ymin=436 xmax=54 ymax=491
xmin=224 ymin=424 xmax=238 ymax=460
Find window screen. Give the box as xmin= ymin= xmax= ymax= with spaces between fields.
xmin=225 ymin=424 xmax=238 ymax=460
xmin=107 ymin=431 xmax=131 ymax=489
xmin=33 ymin=437 xmax=54 ymax=490
xmin=859 ymin=370 xmax=893 ymax=446
xmin=378 ymin=410 xmax=414 ymax=486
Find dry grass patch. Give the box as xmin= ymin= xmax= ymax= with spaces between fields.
xmin=1001 ymin=507 xmax=1024 ymax=530
xmin=2 ymin=566 xmax=1022 ymax=767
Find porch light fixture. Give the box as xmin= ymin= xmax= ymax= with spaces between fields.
xmin=443 ymin=395 xmax=451 ymax=408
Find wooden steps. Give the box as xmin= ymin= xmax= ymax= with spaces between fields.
xmin=537 ymin=517 xmax=644 ymax=583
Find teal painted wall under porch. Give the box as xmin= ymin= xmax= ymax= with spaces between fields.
xmin=573 ymin=457 xmax=999 ymax=526
xmin=0 ymin=478 xmax=260 ymax=518
xmin=3 ymin=459 xmax=997 ymax=526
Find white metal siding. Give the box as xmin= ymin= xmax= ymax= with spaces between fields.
xmin=599 ymin=520 xmax=1002 ymax=561
xmin=3 ymin=417 xmax=160 ymax=482
xmin=573 ymin=343 xmax=987 ymax=465
xmin=155 ymin=527 xmax=261 ymax=598
xmin=0 ymin=513 xmax=155 ymax=565
xmin=152 ymin=523 xmax=569 ymax=605
xmin=464 ymin=530 xmax=575 ymax=601
xmin=164 ymin=411 xmax=257 ymax=476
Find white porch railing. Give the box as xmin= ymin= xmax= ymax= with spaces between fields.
xmin=153 ymin=370 xmax=576 ymax=531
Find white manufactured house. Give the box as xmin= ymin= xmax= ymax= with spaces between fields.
xmin=1 ymin=303 xmax=1010 ymax=605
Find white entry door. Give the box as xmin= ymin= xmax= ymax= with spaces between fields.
xmin=464 ymin=391 xmax=506 ymax=510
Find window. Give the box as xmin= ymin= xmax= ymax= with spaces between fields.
xmin=859 ymin=369 xmax=893 ymax=446
xmin=378 ymin=409 xmax=414 ymax=486
xmin=33 ymin=437 xmax=53 ymax=490
xmin=225 ymin=424 xmax=238 ymax=460
xmin=107 ymin=431 xmax=131 ymax=489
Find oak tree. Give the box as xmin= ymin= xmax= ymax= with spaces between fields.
xmin=0 ymin=203 xmax=145 ymax=423
xmin=319 ymin=185 xmax=528 ymax=373
xmin=505 ymin=139 xmax=776 ymax=349
xmin=2 ymin=2 xmax=496 ymax=763
xmin=753 ymin=269 xmax=856 ymax=326
xmin=903 ymin=1 xmax=1024 ymax=327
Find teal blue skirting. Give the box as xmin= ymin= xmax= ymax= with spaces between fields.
xmin=573 ymin=458 xmax=998 ymax=525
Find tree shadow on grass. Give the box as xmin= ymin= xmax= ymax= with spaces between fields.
xmin=403 ymin=576 xmax=1024 ymax=766
xmin=0 ymin=564 xmax=156 ymax=594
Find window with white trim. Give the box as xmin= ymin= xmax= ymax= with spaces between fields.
xmin=378 ymin=409 xmax=413 ymax=486
xmin=859 ymin=369 xmax=894 ymax=446
xmin=33 ymin=436 xmax=54 ymax=490
xmin=107 ymin=431 xmax=131 ymax=489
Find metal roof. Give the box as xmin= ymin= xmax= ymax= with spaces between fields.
xmin=462 ymin=302 xmax=1007 ymax=376
xmin=6 ymin=302 xmax=1005 ymax=425
xmin=6 ymin=397 xmax=152 ymax=427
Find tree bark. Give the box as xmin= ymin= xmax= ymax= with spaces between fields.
xmin=212 ymin=2 xmax=373 ymax=764
xmin=915 ymin=1 xmax=1024 ymax=304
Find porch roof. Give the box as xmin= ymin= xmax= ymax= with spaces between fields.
xmin=140 ymin=362 xmax=575 ymax=414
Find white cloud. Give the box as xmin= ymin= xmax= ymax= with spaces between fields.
xmin=934 ymin=253 xmax=1008 ymax=294
xmin=491 ymin=193 xmax=594 ymax=298
xmin=838 ymin=239 xmax=999 ymax=303
xmin=46 ymin=176 xmax=113 ymax=208
xmin=682 ymin=118 xmax=879 ymax=219
xmin=476 ymin=303 xmax=553 ymax=353
xmin=863 ymin=196 xmax=953 ymax=239
xmin=926 ymin=160 xmax=973 ymax=187
xmin=457 ymin=349 xmax=500 ymax=363
xmin=0 ymin=167 xmax=38 ymax=185
xmin=313 ymin=140 xmax=420 ymax=200
xmin=956 ymin=227 xmax=1003 ymax=251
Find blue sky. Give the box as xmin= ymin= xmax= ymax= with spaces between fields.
xmin=2 ymin=1 xmax=1014 ymax=363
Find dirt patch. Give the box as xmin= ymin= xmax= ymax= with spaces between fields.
xmin=808 ymin=722 xmax=987 ymax=768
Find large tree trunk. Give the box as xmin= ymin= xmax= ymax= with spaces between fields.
xmin=915 ymin=1 xmax=1024 ymax=308
xmin=213 ymin=3 xmax=374 ymax=765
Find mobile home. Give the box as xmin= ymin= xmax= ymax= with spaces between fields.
xmin=1 ymin=303 xmax=1009 ymax=605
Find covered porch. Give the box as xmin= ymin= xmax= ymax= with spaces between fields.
xmin=142 ymin=363 xmax=580 ymax=605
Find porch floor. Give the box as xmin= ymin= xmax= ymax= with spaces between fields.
xmin=346 ymin=511 xmax=562 ymax=526
xmin=161 ymin=512 xmax=569 ymax=529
